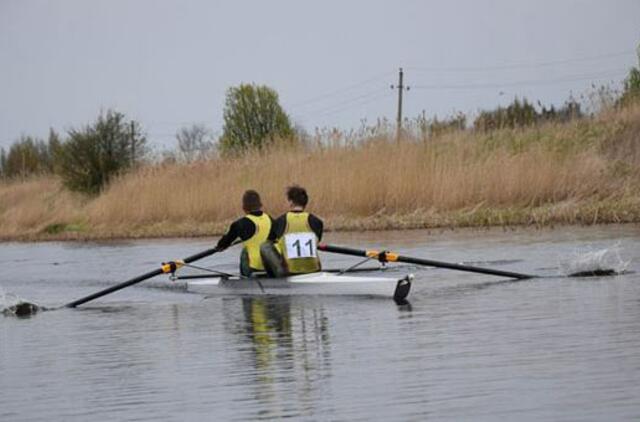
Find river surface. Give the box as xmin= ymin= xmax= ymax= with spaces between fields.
xmin=1 ymin=225 xmax=639 ymax=421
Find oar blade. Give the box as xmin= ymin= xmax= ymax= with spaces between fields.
xmin=2 ymin=301 xmax=41 ymax=317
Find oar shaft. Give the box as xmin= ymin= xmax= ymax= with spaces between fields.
xmin=395 ymin=255 xmax=533 ymax=279
xmin=65 ymin=248 xmax=219 ymax=308
xmin=65 ymin=268 xmax=165 ymax=308
xmin=318 ymin=244 xmax=534 ymax=280
xmin=183 ymin=248 xmax=219 ymax=264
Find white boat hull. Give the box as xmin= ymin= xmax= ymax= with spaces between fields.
xmin=185 ymin=272 xmax=412 ymax=301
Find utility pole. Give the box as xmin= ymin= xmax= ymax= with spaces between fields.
xmin=21 ymin=150 xmax=26 ymax=180
xmin=391 ymin=67 xmax=409 ymax=143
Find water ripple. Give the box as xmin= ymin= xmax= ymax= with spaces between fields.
xmin=1 ymin=227 xmax=639 ymax=420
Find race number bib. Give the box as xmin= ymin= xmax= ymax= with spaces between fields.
xmin=284 ymin=233 xmax=317 ymax=259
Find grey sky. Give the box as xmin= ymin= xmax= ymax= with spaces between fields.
xmin=1 ymin=0 xmax=638 ymax=151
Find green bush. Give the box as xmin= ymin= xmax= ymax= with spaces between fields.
xmin=56 ymin=110 xmax=146 ymax=194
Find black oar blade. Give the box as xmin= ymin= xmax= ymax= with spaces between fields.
xmin=568 ymin=269 xmax=619 ymax=277
xmin=2 ymin=301 xmax=41 ymax=317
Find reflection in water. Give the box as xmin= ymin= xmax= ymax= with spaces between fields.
xmin=242 ymin=296 xmax=292 ymax=373
xmin=1 ymin=226 xmax=640 ymax=421
xmin=223 ymin=296 xmax=332 ymax=418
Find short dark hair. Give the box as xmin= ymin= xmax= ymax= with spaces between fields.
xmin=242 ymin=190 xmax=262 ymax=212
xmin=287 ymin=185 xmax=308 ymax=207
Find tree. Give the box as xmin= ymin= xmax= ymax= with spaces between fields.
xmin=430 ymin=113 xmax=467 ymax=137
xmin=2 ymin=135 xmax=51 ymax=178
xmin=56 ymin=110 xmax=146 ymax=194
xmin=618 ymin=46 xmax=640 ymax=107
xmin=45 ymin=128 xmax=62 ymax=172
xmin=219 ymin=84 xmax=294 ymax=154
xmin=176 ymin=124 xmax=214 ymax=162
xmin=0 ymin=148 xmax=6 ymax=178
xmin=474 ymin=97 xmax=539 ymax=131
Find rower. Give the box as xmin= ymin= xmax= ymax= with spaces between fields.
xmin=261 ymin=185 xmax=324 ymax=276
xmin=215 ymin=190 xmax=273 ymax=277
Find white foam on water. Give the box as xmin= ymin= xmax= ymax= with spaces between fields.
xmin=0 ymin=286 xmax=22 ymax=313
xmin=559 ymin=243 xmax=630 ymax=276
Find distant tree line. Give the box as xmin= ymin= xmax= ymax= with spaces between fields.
xmin=410 ymin=47 xmax=640 ymax=137
xmin=0 ymin=84 xmax=294 ymax=193
xmin=473 ymin=97 xmax=583 ymax=132
xmin=2 ymin=46 xmax=639 ymax=191
xmin=1 ymin=110 xmax=146 ymax=195
xmin=0 ymin=130 xmax=61 ymax=179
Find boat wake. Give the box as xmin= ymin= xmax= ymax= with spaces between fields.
xmin=1 ymin=287 xmax=42 ymax=317
xmin=560 ymin=244 xmax=629 ymax=277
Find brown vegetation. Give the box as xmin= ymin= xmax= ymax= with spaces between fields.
xmin=1 ymin=104 xmax=639 ymax=241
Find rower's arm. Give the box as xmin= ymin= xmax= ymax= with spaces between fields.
xmin=308 ymin=214 xmax=324 ymax=241
xmin=267 ymin=215 xmax=286 ymax=242
xmin=216 ymin=219 xmax=243 ymax=250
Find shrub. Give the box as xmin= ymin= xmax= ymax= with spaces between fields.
xmin=474 ymin=97 xmax=582 ymax=131
xmin=56 ymin=110 xmax=146 ymax=194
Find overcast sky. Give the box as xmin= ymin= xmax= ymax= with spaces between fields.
xmin=1 ymin=0 xmax=638 ymax=151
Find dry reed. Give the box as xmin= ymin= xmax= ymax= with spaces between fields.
xmin=1 ymin=104 xmax=639 ymax=240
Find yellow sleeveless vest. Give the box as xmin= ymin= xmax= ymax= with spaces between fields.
xmin=244 ymin=213 xmax=271 ymax=271
xmin=277 ymin=212 xmax=321 ymax=274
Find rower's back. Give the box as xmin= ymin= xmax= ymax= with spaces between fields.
xmin=215 ymin=190 xmax=273 ymax=276
xmin=263 ymin=185 xmax=324 ymax=276
xmin=277 ymin=210 xmax=322 ymax=274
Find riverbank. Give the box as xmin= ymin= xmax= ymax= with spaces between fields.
xmin=1 ymin=105 xmax=639 ymax=242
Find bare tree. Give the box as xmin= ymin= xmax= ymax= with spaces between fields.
xmin=176 ymin=124 xmax=214 ymax=162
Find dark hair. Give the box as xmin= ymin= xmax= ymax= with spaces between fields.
xmin=242 ymin=190 xmax=262 ymax=212
xmin=287 ymin=185 xmax=308 ymax=207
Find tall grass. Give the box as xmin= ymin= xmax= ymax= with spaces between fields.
xmin=1 ymin=104 xmax=639 ymax=240
xmin=0 ymin=177 xmax=84 ymax=238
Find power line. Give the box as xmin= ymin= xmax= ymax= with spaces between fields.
xmin=406 ymin=49 xmax=636 ymax=73
xmin=147 ymin=120 xmax=212 ymax=127
xmin=411 ymin=69 xmax=628 ymax=91
xmin=314 ymin=91 xmax=391 ymax=118
xmin=297 ymin=87 xmax=390 ymax=116
xmin=289 ymin=70 xmax=395 ymax=108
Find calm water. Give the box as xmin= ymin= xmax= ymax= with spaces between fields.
xmin=1 ymin=226 xmax=639 ymax=421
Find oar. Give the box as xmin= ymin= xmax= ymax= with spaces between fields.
xmin=318 ymin=243 xmax=535 ymax=280
xmin=64 ymin=247 xmax=220 ymax=308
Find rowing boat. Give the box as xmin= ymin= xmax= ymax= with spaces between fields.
xmin=62 ymin=242 xmax=530 ymax=311
xmin=179 ymin=271 xmax=414 ymax=301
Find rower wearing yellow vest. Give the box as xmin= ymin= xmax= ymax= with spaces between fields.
xmin=215 ymin=190 xmax=273 ymax=276
xmin=261 ymin=185 xmax=324 ymax=276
